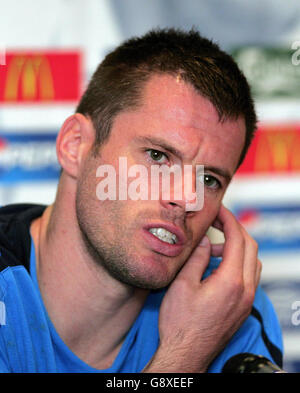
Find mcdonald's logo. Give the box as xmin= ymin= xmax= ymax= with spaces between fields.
xmin=237 ymin=124 xmax=300 ymax=174
xmin=0 ymin=51 xmax=81 ymax=102
xmin=4 ymin=55 xmax=54 ymax=101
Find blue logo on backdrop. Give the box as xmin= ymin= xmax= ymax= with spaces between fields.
xmin=233 ymin=205 xmax=300 ymax=251
xmin=0 ymin=132 xmax=60 ymax=183
xmin=261 ymin=280 xmax=300 ymax=332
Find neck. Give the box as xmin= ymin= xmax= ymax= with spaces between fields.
xmin=30 ymin=180 xmax=149 ymax=369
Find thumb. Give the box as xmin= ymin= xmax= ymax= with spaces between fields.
xmin=177 ymin=235 xmax=211 ymax=283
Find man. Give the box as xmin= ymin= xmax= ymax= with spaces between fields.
xmin=0 ymin=29 xmax=282 ymax=373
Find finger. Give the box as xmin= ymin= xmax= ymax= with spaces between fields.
xmin=212 ymin=205 xmax=245 ymax=279
xmin=177 ymin=235 xmax=211 ymax=282
xmin=255 ymin=259 xmax=262 ymax=287
xmin=239 ymin=225 xmax=259 ymax=290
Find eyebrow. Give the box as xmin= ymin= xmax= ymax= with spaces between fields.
xmin=135 ymin=135 xmax=233 ymax=183
xmin=135 ymin=136 xmax=184 ymax=160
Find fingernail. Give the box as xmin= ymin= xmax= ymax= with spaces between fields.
xmin=199 ymin=235 xmax=210 ymax=247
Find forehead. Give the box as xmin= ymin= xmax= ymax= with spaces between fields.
xmin=109 ymin=74 xmax=246 ymax=172
xmin=137 ymin=73 xmax=232 ymax=128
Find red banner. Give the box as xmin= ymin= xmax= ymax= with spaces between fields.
xmin=0 ymin=51 xmax=81 ymax=103
xmin=237 ymin=124 xmax=300 ymax=174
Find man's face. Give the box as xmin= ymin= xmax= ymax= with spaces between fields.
xmin=75 ymin=74 xmax=245 ymax=289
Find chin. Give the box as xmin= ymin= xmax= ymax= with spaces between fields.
xmin=122 ymin=258 xmax=178 ymax=290
xmin=105 ymin=256 xmax=174 ymax=290
xmin=120 ymin=275 xmax=171 ymax=290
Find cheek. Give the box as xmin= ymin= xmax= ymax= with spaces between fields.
xmin=192 ymin=196 xmax=222 ymax=236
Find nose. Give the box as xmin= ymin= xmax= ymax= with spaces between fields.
xmin=159 ymin=165 xmax=204 ymax=214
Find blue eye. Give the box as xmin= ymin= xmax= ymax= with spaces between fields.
xmin=146 ymin=149 xmax=168 ymax=164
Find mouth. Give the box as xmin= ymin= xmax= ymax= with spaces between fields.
xmin=148 ymin=227 xmax=177 ymax=244
xmin=142 ymin=223 xmax=186 ymax=257
xmin=145 ymin=222 xmax=186 ymax=244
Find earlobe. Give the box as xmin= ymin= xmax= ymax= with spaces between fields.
xmin=56 ymin=114 xmax=95 ymax=179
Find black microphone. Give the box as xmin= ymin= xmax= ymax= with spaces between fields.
xmin=222 ymin=353 xmax=286 ymax=373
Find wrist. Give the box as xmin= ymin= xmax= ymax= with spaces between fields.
xmin=142 ymin=344 xmax=209 ymax=373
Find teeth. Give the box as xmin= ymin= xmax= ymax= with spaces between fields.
xmin=149 ymin=228 xmax=177 ymax=244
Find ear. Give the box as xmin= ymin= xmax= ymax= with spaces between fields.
xmin=56 ymin=113 xmax=95 ymax=179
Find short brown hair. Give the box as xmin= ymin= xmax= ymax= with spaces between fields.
xmin=76 ymin=28 xmax=257 ymax=169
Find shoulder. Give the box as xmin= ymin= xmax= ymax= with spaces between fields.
xmin=0 ymin=204 xmax=46 ymax=272
xmin=202 ymin=257 xmax=283 ymax=372
xmin=250 ymin=285 xmax=283 ymax=365
xmin=207 ymin=284 xmax=283 ymax=372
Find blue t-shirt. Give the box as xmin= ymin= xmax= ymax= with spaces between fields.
xmin=0 ymin=239 xmax=283 ymax=373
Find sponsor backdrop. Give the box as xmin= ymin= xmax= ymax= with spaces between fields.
xmin=1 ymin=0 xmax=300 ymax=372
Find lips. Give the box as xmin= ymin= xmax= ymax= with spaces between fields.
xmin=142 ymin=222 xmax=186 ymax=257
